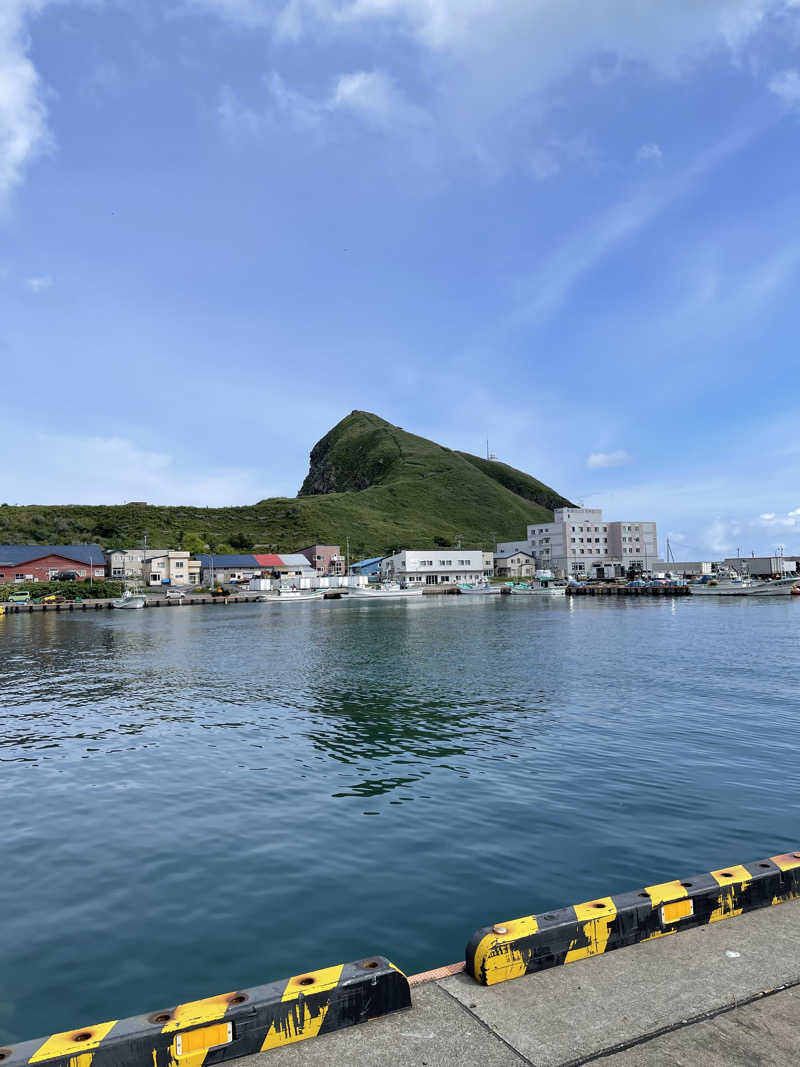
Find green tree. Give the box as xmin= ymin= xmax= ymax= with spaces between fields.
xmin=214 ymin=543 xmax=236 ymax=555
xmin=229 ymin=531 xmax=254 ymax=550
xmin=182 ymin=531 xmax=207 ymax=554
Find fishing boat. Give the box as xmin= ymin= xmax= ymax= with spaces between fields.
xmin=509 ymin=581 xmax=566 ymax=596
xmin=458 ymin=582 xmax=500 ymax=595
xmin=741 ymin=576 xmax=800 ymax=597
xmin=261 ymin=588 xmax=324 ymax=603
xmin=689 ymin=572 xmax=798 ymax=596
xmin=349 ymin=582 xmax=423 ymax=599
xmin=111 ymin=590 xmax=146 ymax=609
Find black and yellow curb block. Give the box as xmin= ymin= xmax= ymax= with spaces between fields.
xmin=0 ymin=957 xmax=410 ymax=1067
xmin=466 ymin=849 xmax=800 ymax=986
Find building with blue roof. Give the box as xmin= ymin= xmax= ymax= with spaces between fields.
xmin=349 ymin=556 xmax=384 ymax=578
xmin=0 ymin=544 xmax=106 ymax=584
xmin=194 ymin=553 xmax=316 ymax=585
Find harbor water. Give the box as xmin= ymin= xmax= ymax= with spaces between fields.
xmin=1 ymin=595 xmax=799 ymax=1042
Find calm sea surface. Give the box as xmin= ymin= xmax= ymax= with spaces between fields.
xmin=1 ymin=595 xmax=799 ymax=1041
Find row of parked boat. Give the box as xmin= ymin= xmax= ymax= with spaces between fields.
xmin=258 ymin=583 xmax=421 ymax=602
xmin=257 ymin=579 xmax=566 ymax=602
xmin=108 ymin=572 xmax=798 ymax=609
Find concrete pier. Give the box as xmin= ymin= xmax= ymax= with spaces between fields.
xmin=0 ymin=594 xmax=264 ymax=613
xmin=234 ymin=898 xmax=800 ymax=1066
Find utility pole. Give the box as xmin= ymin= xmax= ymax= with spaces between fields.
xmin=346 ymin=536 xmax=350 ymax=575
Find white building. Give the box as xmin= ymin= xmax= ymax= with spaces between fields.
xmin=494 ymin=548 xmax=535 ymax=579
xmin=105 ymin=548 xmax=164 ymax=580
xmin=498 ymin=507 xmax=661 ymax=577
xmin=142 ymin=552 xmax=201 ymax=587
xmin=381 ymin=549 xmax=487 ymax=586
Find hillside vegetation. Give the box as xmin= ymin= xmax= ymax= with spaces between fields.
xmin=0 ymin=411 xmax=572 ymax=558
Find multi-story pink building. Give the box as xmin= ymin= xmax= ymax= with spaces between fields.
xmin=298 ymin=544 xmax=346 ymax=576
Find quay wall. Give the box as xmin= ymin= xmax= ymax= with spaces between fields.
xmin=4 ymin=847 xmax=799 ymax=1066
xmin=569 ymin=584 xmax=690 ymax=596
xmin=0 ymin=595 xmax=264 ymax=614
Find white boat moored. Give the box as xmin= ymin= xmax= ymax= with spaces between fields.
xmin=349 ymin=582 xmax=423 ymax=599
xmin=508 ymin=582 xmax=566 ymax=596
xmin=111 ymin=590 xmax=146 ymax=609
xmin=458 ymin=583 xmax=500 ymax=595
xmin=261 ymin=588 xmax=325 ymax=603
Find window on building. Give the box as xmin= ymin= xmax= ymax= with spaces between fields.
xmin=175 ymin=561 xmax=184 ymax=568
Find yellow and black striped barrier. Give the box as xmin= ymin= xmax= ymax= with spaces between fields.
xmin=466 ymin=849 xmax=800 ymax=986
xmin=1 ymin=957 xmax=410 ymax=1067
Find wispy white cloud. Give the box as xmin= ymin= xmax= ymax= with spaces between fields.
xmin=218 ymin=68 xmax=428 ymax=140
xmin=586 ymin=449 xmax=633 ymax=469
xmin=702 ymin=517 xmax=736 ymax=554
xmin=636 ymin=141 xmax=663 ymax=164
xmin=0 ymin=0 xmax=53 ymax=204
xmin=529 ymin=133 xmax=600 ymax=180
xmin=759 ymin=508 xmax=800 ymax=528
xmin=508 ymin=122 xmax=763 ymax=326
xmin=330 ymin=70 xmax=430 ymax=131
xmin=768 ymin=68 xmax=800 ymax=106
xmin=0 ymin=429 xmax=269 ymax=506
xmin=193 ymin=0 xmax=800 ymax=172
xmin=26 ymin=273 xmax=52 ymax=292
xmin=217 ymin=84 xmax=271 ymax=137
xmin=743 ymin=241 xmax=800 ymax=302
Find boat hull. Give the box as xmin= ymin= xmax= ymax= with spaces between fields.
xmin=262 ymin=592 xmax=324 ymax=603
xmin=509 ymin=586 xmax=566 ymax=596
xmin=112 ymin=597 xmax=145 ymax=609
xmin=689 ymin=578 xmax=798 ymax=596
xmin=349 ymin=588 xmax=423 ymax=599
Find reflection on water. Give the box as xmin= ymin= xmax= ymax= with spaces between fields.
xmin=1 ymin=602 xmax=558 ymax=796
xmin=1 ymin=596 xmax=799 ymax=1042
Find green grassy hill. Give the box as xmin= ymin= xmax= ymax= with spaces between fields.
xmin=0 ymin=411 xmax=573 ymax=558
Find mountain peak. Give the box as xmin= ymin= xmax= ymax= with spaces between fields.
xmin=298 ymin=410 xmax=417 ymax=496
xmin=297 ymin=411 xmax=573 ymax=518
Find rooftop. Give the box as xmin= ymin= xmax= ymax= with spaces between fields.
xmin=195 ymin=553 xmax=259 ymax=567
xmin=0 ymin=544 xmax=105 ymax=566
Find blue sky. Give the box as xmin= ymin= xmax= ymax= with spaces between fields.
xmin=3 ymin=0 xmax=800 ymax=559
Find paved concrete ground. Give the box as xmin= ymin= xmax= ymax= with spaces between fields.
xmin=233 ymin=899 xmax=800 ymax=1066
